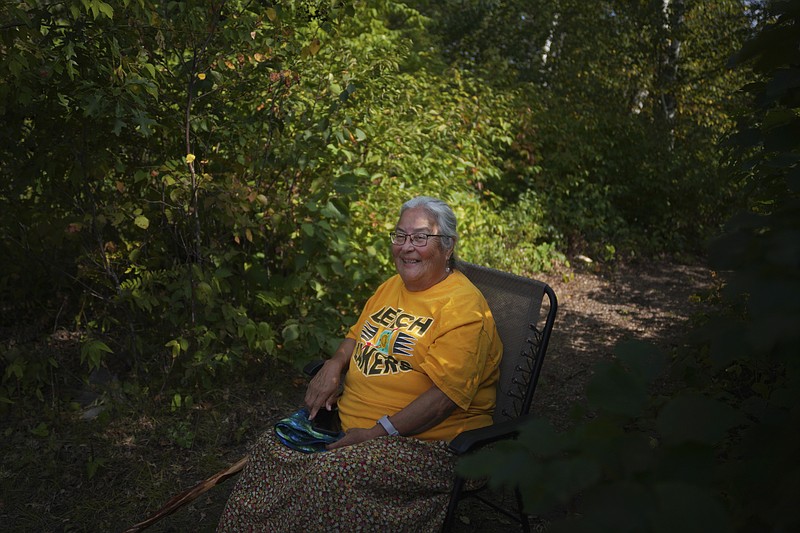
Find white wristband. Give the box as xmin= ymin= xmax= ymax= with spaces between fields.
xmin=377 ymin=415 xmax=400 ymax=436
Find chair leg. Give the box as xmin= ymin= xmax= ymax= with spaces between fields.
xmin=515 ymin=487 xmax=531 ymax=533
xmin=441 ymin=476 xmax=466 ymax=533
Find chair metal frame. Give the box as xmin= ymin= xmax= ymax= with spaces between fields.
xmin=440 ymin=262 xmax=557 ymax=532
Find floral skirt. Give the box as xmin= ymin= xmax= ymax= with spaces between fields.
xmin=217 ymin=431 xmax=457 ymax=532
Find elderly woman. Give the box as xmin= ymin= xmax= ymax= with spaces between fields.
xmin=217 ymin=196 xmax=502 ymax=532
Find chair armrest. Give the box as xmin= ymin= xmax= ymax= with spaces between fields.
xmin=303 ymin=359 xmax=325 ymax=376
xmin=306 ymin=358 xmax=529 ymax=455
xmin=447 ymin=415 xmax=533 ymax=455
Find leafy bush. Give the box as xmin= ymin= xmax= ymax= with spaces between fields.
xmin=0 ymin=0 xmax=381 ymax=397
xmin=0 ymin=0 xmax=751 ymax=409
xmin=2 ymin=0 xmax=555 ymax=404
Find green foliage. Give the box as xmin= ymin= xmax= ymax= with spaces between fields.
xmin=164 ymin=420 xmax=196 ymax=449
xmin=0 ymin=0 xmax=756 ymax=408
xmin=86 ymin=454 xmax=107 ymax=481
xmin=1 ymin=342 xmax=60 ymax=404
xmin=460 ymin=341 xmax=742 ymax=532
xmin=80 ymin=339 xmax=113 ymax=371
xmin=0 ymin=0 xmax=384 ymax=397
xmin=411 ymin=0 xmax=751 ymax=256
xmin=458 ymin=1 xmax=800 ymax=530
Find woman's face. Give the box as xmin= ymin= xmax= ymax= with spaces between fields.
xmin=392 ymin=207 xmax=453 ymax=292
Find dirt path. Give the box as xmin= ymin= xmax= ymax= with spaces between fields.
xmin=531 ymin=260 xmax=715 ymax=431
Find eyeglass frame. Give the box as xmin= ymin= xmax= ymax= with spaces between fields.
xmin=389 ymin=231 xmax=450 ymax=247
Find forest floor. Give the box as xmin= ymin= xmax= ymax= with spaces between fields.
xmin=0 ymin=257 xmax=718 ymax=532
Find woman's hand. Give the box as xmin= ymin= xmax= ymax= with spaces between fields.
xmin=326 ymin=425 xmax=385 ymax=451
xmin=326 ymin=385 xmax=459 ymax=450
xmin=304 ymin=338 xmax=354 ymax=420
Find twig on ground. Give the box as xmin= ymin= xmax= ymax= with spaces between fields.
xmin=123 ymin=455 xmax=248 ymax=533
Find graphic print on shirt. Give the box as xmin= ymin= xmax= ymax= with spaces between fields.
xmin=352 ymin=305 xmax=434 ymax=377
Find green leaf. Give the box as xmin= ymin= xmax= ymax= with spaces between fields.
xmin=134 ymin=215 xmax=150 ymax=229
xmin=165 ymin=338 xmax=188 ymax=358
xmin=566 ymin=481 xmax=654 ymax=533
xmin=86 ymin=0 xmax=114 ymax=19
xmin=113 ymin=118 xmax=127 ymax=135
xmin=586 ymin=361 xmax=647 ymax=417
xmin=615 ymin=340 xmax=666 ymax=383
xmin=80 ymin=340 xmax=113 ymax=370
xmin=97 ymin=1 xmax=114 ymax=19
xmin=244 ymin=321 xmax=257 ymax=347
xmin=656 ymin=394 xmax=743 ymax=445
xmin=30 ymin=422 xmax=49 ymax=437
xmin=543 ymin=456 xmax=602 ymax=504
xmin=5 ymin=361 xmax=25 ymax=380
xmin=652 ymin=482 xmax=731 ymax=533
xmin=517 ymin=418 xmax=565 ymax=457
xmin=87 ymin=457 xmax=107 ymax=480
xmin=282 ymin=324 xmax=300 ymax=343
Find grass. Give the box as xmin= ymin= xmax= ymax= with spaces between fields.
xmin=1 ymin=365 xmax=537 ymax=533
xmin=0 ymin=361 xmax=307 ymax=532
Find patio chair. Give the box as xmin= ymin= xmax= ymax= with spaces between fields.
xmin=440 ymin=262 xmax=557 ymax=532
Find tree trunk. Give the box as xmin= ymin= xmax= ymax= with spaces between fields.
xmin=659 ymin=0 xmax=685 ymax=129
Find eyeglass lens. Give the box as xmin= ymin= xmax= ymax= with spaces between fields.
xmin=391 ymin=232 xmax=427 ymax=246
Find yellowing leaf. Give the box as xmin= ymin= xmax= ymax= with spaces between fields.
xmin=197 ymin=72 xmax=206 ymax=80
xmin=134 ymin=215 xmax=150 ymax=229
xmin=253 ymin=53 xmax=264 ymax=62
xmin=309 ymin=39 xmax=321 ymax=56
xmin=266 ymin=7 xmax=277 ymax=21
xmin=185 ymin=153 xmax=196 ymax=164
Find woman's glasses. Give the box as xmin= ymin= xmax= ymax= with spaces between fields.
xmin=389 ymin=232 xmax=447 ymax=247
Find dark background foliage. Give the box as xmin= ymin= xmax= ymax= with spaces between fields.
xmin=2 ymin=0 xmax=797 ymax=530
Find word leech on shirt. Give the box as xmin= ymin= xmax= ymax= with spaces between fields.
xmin=352 ymin=305 xmax=434 ymax=376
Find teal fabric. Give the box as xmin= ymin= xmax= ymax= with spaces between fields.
xmin=274 ymin=408 xmax=344 ymax=453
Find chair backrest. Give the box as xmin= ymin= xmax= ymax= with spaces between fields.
xmin=460 ymin=262 xmax=558 ymax=424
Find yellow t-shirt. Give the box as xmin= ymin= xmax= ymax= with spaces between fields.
xmin=337 ymin=270 xmax=502 ymax=442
